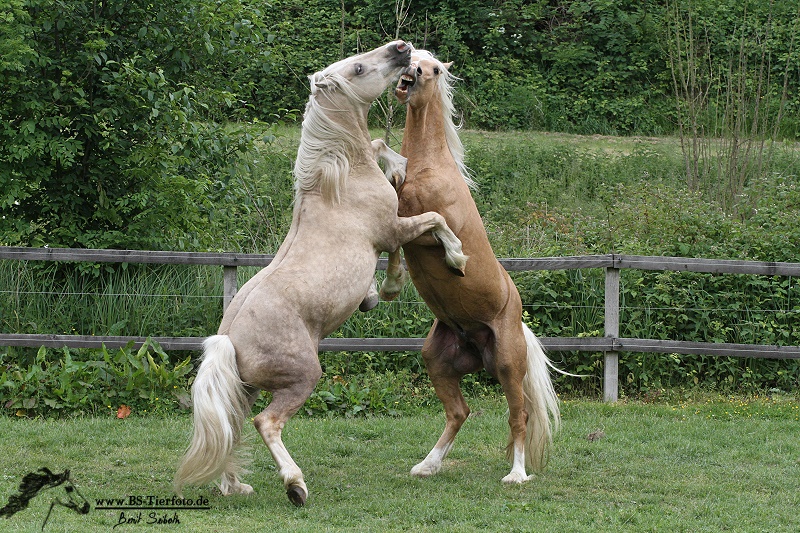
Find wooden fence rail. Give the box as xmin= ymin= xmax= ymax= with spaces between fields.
xmin=2 ymin=246 xmax=800 ymax=401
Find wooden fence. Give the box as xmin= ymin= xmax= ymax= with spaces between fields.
xmin=2 ymin=246 xmax=800 ymax=401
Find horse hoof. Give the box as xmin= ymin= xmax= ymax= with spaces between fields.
xmin=359 ymin=294 xmax=379 ymax=312
xmin=286 ymin=485 xmax=307 ymax=507
xmin=410 ymin=462 xmax=440 ymax=477
xmin=449 ymin=265 xmax=466 ymax=277
xmin=501 ymin=472 xmax=532 ymax=484
xmin=234 ymin=483 xmax=255 ymax=495
xmin=379 ymin=287 xmax=400 ymax=302
xmin=392 ymin=170 xmax=405 ymax=189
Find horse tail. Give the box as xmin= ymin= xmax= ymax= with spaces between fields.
xmin=174 ymin=335 xmax=249 ymax=495
xmin=517 ymin=322 xmax=561 ymax=473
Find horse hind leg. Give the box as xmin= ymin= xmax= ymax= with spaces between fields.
xmin=218 ymin=387 xmax=262 ymax=495
xmin=411 ymin=323 xmax=474 ymax=477
xmin=174 ymin=335 xmax=255 ymax=497
xmin=253 ymin=373 xmax=320 ymax=507
xmin=495 ymin=322 xmax=562 ymax=484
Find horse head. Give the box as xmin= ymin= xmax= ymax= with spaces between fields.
xmin=295 ymin=41 xmax=412 ymax=203
xmin=395 ymin=49 xmax=473 ymax=188
xmin=395 ymin=50 xmax=454 ymax=108
xmin=311 ymin=41 xmax=412 ymax=110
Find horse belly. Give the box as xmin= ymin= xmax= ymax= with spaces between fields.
xmin=274 ymin=255 xmax=375 ymax=332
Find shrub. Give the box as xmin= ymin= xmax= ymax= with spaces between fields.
xmin=1 ymin=340 xmax=192 ymax=417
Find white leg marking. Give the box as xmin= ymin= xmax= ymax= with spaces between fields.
xmin=501 ymin=442 xmax=532 ymax=484
xmin=411 ymin=441 xmax=454 ymax=478
xmin=219 ymin=472 xmax=254 ymax=495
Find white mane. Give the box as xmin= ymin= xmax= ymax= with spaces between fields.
xmin=293 ymin=64 xmax=368 ymax=203
xmin=414 ymin=50 xmax=476 ymax=189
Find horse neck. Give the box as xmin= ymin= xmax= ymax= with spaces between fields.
xmin=318 ymin=91 xmax=373 ymax=152
xmin=337 ymin=105 xmax=373 ymax=152
xmin=402 ymin=100 xmax=453 ymax=174
xmin=295 ymin=95 xmax=374 ymax=203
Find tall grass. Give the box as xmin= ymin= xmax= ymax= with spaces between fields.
xmin=0 ymin=261 xmax=223 ymax=343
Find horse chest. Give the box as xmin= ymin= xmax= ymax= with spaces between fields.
xmin=397 ymin=172 xmax=456 ymax=217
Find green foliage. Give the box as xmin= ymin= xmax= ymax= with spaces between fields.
xmin=456 ymin=0 xmax=673 ymax=133
xmin=0 ymin=340 xmax=192 ymax=417
xmin=303 ymin=372 xmax=405 ymax=418
xmin=242 ymin=0 xmax=799 ymax=136
xmin=524 ymin=176 xmax=800 ymax=396
xmin=3 ymin=0 xmax=799 ymax=250
xmin=0 ymin=0 xmax=270 ymax=250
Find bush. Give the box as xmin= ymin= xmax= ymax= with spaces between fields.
xmin=0 ymin=0 xmax=267 ymax=250
xmin=1 ymin=340 xmax=192 ymax=417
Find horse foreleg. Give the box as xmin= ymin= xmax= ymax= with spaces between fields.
xmin=371 ymin=138 xmax=406 ymax=188
xmin=393 ymin=212 xmax=467 ymax=275
xmin=379 ymin=249 xmax=408 ymax=301
xmin=253 ymin=368 xmax=320 ymax=507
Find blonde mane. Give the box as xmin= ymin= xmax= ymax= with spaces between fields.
xmin=414 ymin=50 xmax=476 ymax=189
xmin=293 ymin=66 xmax=368 ymax=203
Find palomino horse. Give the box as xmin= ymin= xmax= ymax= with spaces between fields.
xmin=174 ymin=41 xmax=467 ymax=507
xmin=382 ymin=50 xmax=561 ymax=483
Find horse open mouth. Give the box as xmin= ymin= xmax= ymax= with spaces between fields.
xmin=395 ymin=73 xmax=416 ymax=101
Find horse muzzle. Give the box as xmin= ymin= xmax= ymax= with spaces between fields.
xmin=395 ymin=65 xmax=417 ymax=103
xmin=387 ymin=40 xmax=412 ymax=68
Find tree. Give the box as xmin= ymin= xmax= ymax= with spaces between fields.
xmin=0 ymin=0 xmax=269 ymax=250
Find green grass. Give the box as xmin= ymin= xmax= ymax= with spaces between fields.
xmin=2 ymin=395 xmax=798 ymax=532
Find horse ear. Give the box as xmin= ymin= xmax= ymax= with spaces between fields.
xmin=309 ymin=73 xmax=329 ymax=93
xmin=443 ymin=61 xmax=454 ymax=71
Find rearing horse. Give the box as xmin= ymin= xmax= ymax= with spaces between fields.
xmin=382 ymin=50 xmax=561 ymax=483
xmin=174 ymin=41 xmax=467 ymax=507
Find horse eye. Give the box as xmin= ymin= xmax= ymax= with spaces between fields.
xmin=434 ymin=67 xmax=440 ymax=75
xmin=416 ymin=66 xmax=422 ymax=75
xmin=355 ymin=64 xmax=363 ymax=75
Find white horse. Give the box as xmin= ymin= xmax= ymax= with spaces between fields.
xmin=174 ymin=41 xmax=467 ymax=507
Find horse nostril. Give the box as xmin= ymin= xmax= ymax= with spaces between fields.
xmin=397 ymin=42 xmax=408 ymax=52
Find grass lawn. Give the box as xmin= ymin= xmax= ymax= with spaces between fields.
xmin=1 ymin=395 xmax=799 ymax=532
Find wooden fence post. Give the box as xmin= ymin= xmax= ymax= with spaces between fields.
xmin=604 ymin=266 xmax=620 ymax=402
xmin=223 ymin=266 xmax=238 ymax=312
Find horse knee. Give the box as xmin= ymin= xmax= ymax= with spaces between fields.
xmin=448 ymin=406 xmax=470 ymax=426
